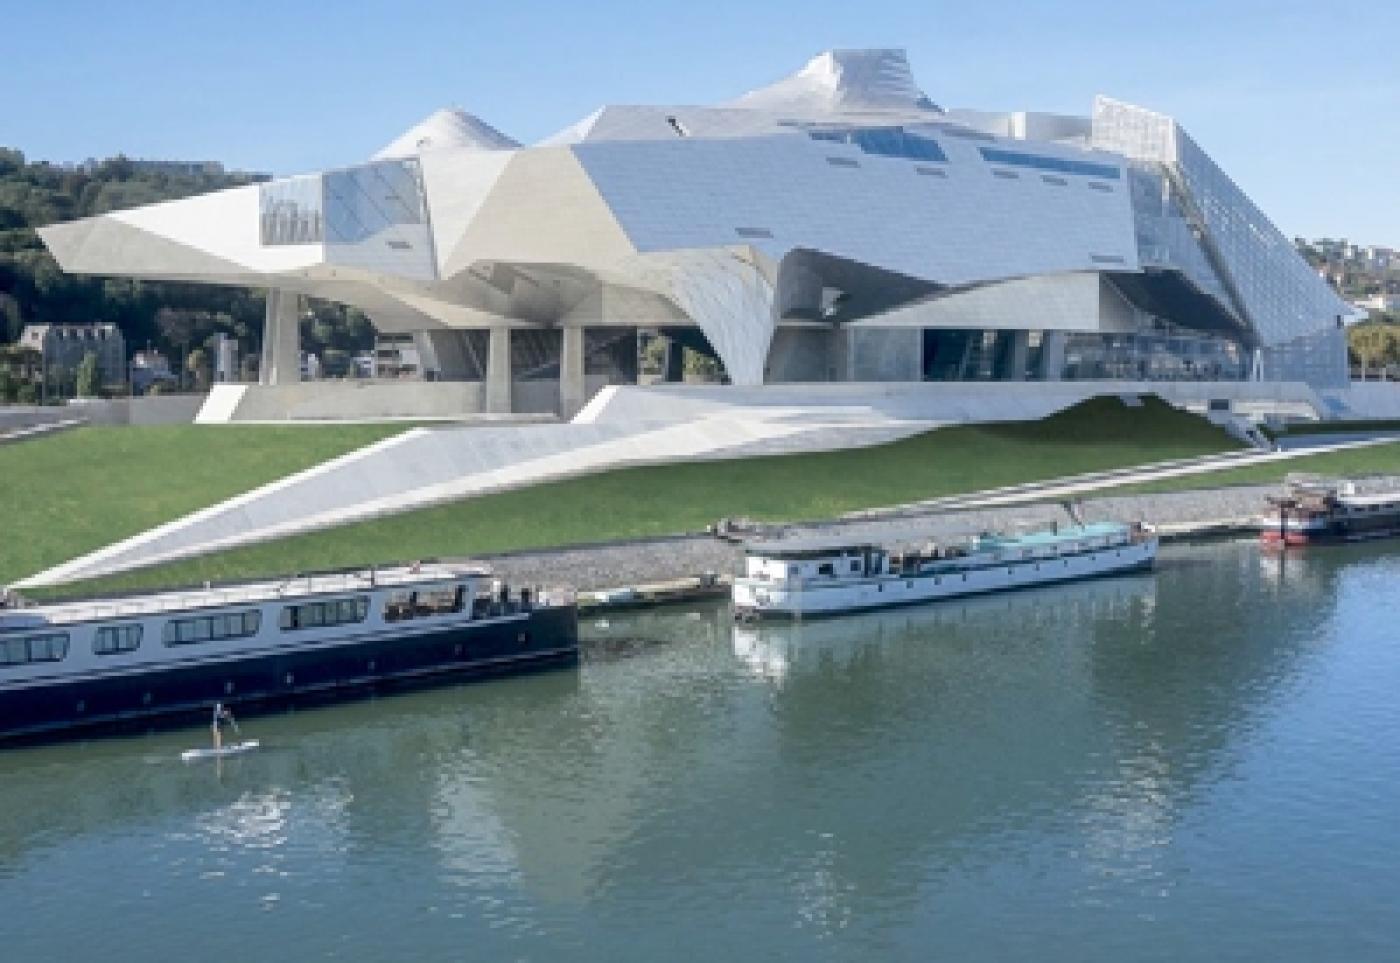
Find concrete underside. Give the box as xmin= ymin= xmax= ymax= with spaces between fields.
xmin=13 ymin=379 xmax=1398 ymax=589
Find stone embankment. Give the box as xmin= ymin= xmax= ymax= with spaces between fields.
xmin=483 ymin=484 xmax=1279 ymax=594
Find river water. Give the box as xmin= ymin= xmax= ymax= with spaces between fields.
xmin=3 ymin=540 xmax=1400 ymax=961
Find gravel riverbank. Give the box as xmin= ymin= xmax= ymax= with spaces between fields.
xmin=482 ymin=484 xmax=1278 ymax=592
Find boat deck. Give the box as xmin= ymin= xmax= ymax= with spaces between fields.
xmin=0 ymin=563 xmax=489 ymax=629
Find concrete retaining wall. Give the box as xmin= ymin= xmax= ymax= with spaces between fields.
xmin=200 ymin=382 xmax=485 ymax=422
xmin=200 ymin=376 xmax=618 ymax=423
xmin=1 ymin=395 xmax=205 ymax=428
xmin=576 ymin=380 xmax=1326 ymax=425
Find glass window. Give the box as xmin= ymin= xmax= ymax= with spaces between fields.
xmin=280 ymin=596 xmax=368 ymax=631
xmin=164 ymin=610 xmax=261 ymax=646
xmin=809 ymin=127 xmax=948 ymax=163
xmin=384 ymin=591 xmax=416 ymax=622
xmin=978 ymin=146 xmax=1121 ymax=180
xmin=2 ymin=638 xmax=26 ymax=665
xmin=94 ymin=624 xmax=142 ymax=656
xmin=415 ymin=586 xmax=464 ymax=617
xmin=323 ymin=159 xmax=426 ymax=244
xmin=0 ymin=632 xmax=69 ymax=666
xmin=259 ymin=175 xmax=323 ymax=246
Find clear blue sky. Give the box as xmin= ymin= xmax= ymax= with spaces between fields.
xmin=6 ymin=0 xmax=1399 ymax=245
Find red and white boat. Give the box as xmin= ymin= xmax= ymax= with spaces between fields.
xmin=1259 ymin=477 xmax=1400 ymax=546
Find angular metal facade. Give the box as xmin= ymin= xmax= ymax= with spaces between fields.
xmin=38 ymin=49 xmax=1350 ymax=387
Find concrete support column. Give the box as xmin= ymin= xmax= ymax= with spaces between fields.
xmin=1038 ymin=330 xmax=1068 ymax=381
xmin=1001 ymin=330 xmax=1030 ymax=381
xmin=486 ymin=326 xmax=512 ymax=414
xmin=559 ymin=325 xmax=585 ymax=420
xmin=663 ymin=337 xmax=685 ymax=383
xmin=260 ymin=289 xmax=301 ymax=386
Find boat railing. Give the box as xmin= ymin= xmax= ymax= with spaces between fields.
xmin=36 ymin=565 xmax=486 ymax=625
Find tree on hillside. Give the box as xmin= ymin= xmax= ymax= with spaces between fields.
xmin=75 ymin=350 xmax=99 ymax=397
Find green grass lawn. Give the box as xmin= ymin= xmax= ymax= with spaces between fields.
xmin=0 ymin=424 xmax=405 ymax=584
xmin=44 ymin=397 xmax=1240 ymax=595
xmin=1099 ymin=439 xmax=1400 ymax=497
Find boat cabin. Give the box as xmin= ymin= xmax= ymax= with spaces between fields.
xmin=743 ymin=540 xmax=890 ymax=583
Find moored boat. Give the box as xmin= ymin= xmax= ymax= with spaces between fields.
xmin=0 ymin=563 xmax=577 ymax=744
xmin=1258 ymin=477 xmax=1400 ymax=546
xmin=733 ymin=521 xmax=1157 ymax=620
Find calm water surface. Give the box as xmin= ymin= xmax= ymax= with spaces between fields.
xmin=4 ymin=540 xmax=1400 ymax=960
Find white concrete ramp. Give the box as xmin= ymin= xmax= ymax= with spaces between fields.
xmin=18 ymin=408 xmax=934 ymax=587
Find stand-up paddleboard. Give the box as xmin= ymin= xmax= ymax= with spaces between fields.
xmin=180 ymin=739 xmax=260 ymax=762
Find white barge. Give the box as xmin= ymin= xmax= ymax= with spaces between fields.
xmin=733 ymin=521 xmax=1157 ymax=620
xmin=0 ymin=563 xmax=577 ymax=743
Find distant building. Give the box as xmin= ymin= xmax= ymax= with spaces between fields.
xmin=213 ymin=333 xmax=239 ymax=383
xmin=1364 ymin=246 xmax=1396 ymax=271
xmin=1353 ymin=292 xmax=1400 ymax=314
xmin=373 ymin=334 xmax=420 ymax=379
xmin=19 ymin=323 xmax=125 ymax=385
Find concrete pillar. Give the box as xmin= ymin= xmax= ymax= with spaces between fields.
xmin=260 ymin=289 xmax=301 ymax=386
xmin=559 ymin=325 xmax=585 ymax=419
xmin=1000 ymin=330 xmax=1030 ymax=381
xmin=414 ymin=330 xmax=476 ymax=381
xmin=1038 ymin=330 xmax=1067 ymax=381
xmin=486 ymin=325 xmax=512 ymax=413
xmin=663 ymin=336 xmax=685 ymax=383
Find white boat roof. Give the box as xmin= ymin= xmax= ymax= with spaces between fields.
xmin=745 ymin=522 xmax=1129 ymax=559
xmin=1341 ymin=492 xmax=1400 ymax=507
xmin=0 ymin=562 xmax=489 ymax=630
xmin=743 ymin=538 xmax=882 ymax=558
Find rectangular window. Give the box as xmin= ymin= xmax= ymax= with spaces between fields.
xmin=281 ymin=596 xmax=370 ymax=632
xmin=415 ymin=586 xmax=464 ymax=617
xmin=94 ymin=624 xmax=142 ymax=656
xmin=992 ymin=169 xmax=1020 ymax=180
xmin=1087 ymin=181 xmax=1114 ymax=192
xmin=0 ymin=632 xmax=69 ymax=666
xmin=259 ymin=175 xmax=324 ymax=245
xmin=810 ymin=128 xmax=947 ymax=163
xmin=163 ymin=610 xmax=261 ymax=646
xmin=825 ymin=156 xmax=860 ymax=168
xmin=978 ymin=146 xmax=1121 ymax=180
xmin=384 ymin=591 xmax=416 ymax=623
xmin=1090 ymin=254 xmax=1127 ymax=265
xmin=1041 ymin=175 xmax=1068 ymax=187
xmin=734 ymin=227 xmax=774 ymax=239
xmin=386 ymin=586 xmax=466 ymax=621
xmin=915 ymin=166 xmax=947 ymax=177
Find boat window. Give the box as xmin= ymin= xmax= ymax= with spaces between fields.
xmin=818 ymin=563 xmax=835 ymax=576
xmin=163 ymin=610 xmax=261 ymax=646
xmin=384 ymin=591 xmax=416 ymax=622
xmin=850 ymin=560 xmax=860 ymax=573
xmin=384 ymin=585 xmax=464 ymax=622
xmin=280 ymin=596 xmax=369 ymax=631
xmin=0 ymin=631 xmax=69 ymax=666
xmin=94 ymin=624 xmax=142 ymax=655
xmin=416 ymin=586 xmax=464 ymax=617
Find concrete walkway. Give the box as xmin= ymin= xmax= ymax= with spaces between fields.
xmin=0 ymin=418 xmax=86 ymax=446
xmin=836 ymin=436 xmax=1398 ymax=522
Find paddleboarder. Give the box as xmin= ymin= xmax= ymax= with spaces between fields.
xmin=211 ymin=702 xmax=237 ymax=751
